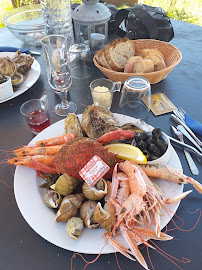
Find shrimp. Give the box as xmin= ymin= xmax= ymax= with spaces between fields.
xmin=36 ymin=133 xmax=76 ymax=146
xmin=8 ymin=155 xmax=55 ymax=167
xmin=140 ymin=164 xmax=202 ymax=194
xmin=97 ymin=129 xmax=135 ymax=145
xmin=14 ymin=145 xmax=62 ymax=157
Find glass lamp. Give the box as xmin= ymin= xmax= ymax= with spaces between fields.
xmin=72 ymin=0 xmax=111 ymax=53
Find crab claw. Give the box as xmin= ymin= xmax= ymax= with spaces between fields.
xmin=97 ymin=129 xmax=135 ymax=145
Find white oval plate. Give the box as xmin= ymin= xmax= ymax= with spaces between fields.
xmin=14 ymin=114 xmax=183 ymax=254
xmin=0 ymin=52 xmax=40 ymax=103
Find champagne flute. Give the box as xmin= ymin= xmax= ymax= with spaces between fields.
xmin=41 ymin=34 xmax=77 ymax=116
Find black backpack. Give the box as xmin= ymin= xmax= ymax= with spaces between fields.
xmin=111 ymin=4 xmax=174 ymax=42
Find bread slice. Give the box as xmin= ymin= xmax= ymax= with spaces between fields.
xmin=124 ymin=56 xmax=143 ymax=73
xmin=145 ymin=55 xmax=166 ymax=71
xmin=105 ymin=38 xmax=136 ymax=71
xmin=99 ymin=45 xmax=113 ymax=70
xmin=137 ymin=48 xmax=164 ymax=59
xmin=134 ymin=59 xmax=154 ymax=73
xmin=94 ymin=49 xmax=103 ymax=66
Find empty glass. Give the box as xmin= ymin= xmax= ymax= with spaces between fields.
xmin=40 ymin=34 xmax=77 ymax=116
xmin=20 ymin=95 xmax=50 ymax=135
xmin=119 ymin=77 xmax=151 ymax=119
xmin=69 ymin=43 xmax=93 ymax=79
xmin=90 ymin=78 xmax=121 ymax=109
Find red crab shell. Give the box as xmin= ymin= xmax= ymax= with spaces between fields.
xmin=53 ymin=137 xmax=118 ymax=180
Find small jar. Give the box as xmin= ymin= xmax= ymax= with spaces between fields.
xmin=0 ymin=76 xmax=14 ymax=101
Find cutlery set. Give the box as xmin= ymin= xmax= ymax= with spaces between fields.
xmin=170 ymin=108 xmax=202 ymax=175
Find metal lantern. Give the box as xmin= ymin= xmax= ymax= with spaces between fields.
xmin=72 ymin=0 xmax=111 ymax=53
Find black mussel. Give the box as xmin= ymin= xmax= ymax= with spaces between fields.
xmin=147 ymin=137 xmax=156 ymax=146
xmin=156 ymin=138 xmax=168 ymax=153
xmin=134 ymin=134 xmax=141 ymax=143
xmin=137 ymin=140 xmax=147 ymax=151
xmin=152 ymin=128 xmax=162 ymax=140
xmin=139 ymin=131 xmax=148 ymax=141
xmin=142 ymin=150 xmax=151 ymax=159
xmin=149 ymin=143 xmax=161 ymax=157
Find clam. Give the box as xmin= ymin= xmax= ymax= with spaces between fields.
xmin=93 ymin=202 xmax=114 ymax=233
xmin=0 ymin=57 xmax=16 ymax=78
xmin=80 ymin=201 xmax=99 ymax=228
xmin=43 ymin=190 xmax=62 ymax=208
xmin=53 ymin=173 xmax=78 ymax=196
xmin=66 ymin=217 xmax=84 ymax=240
xmin=55 ymin=197 xmax=78 ymax=223
xmin=82 ymin=178 xmax=107 ymax=200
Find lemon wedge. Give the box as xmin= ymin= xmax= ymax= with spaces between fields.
xmin=105 ymin=143 xmax=147 ymax=164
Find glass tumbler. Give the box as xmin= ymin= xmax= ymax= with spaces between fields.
xmin=20 ymin=95 xmax=50 ymax=135
xmin=119 ymin=77 xmax=151 ymax=119
xmin=69 ymin=43 xmax=93 ymax=79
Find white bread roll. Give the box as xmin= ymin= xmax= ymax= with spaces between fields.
xmin=124 ymin=56 xmax=143 ymax=73
xmin=134 ymin=59 xmax=154 ymax=73
xmin=145 ymin=55 xmax=166 ymax=71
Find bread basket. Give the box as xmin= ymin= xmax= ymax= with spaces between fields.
xmin=93 ymin=39 xmax=182 ymax=84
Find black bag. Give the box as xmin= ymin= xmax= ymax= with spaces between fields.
xmin=114 ymin=4 xmax=174 ymax=42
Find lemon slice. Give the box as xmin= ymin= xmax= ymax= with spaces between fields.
xmin=105 ymin=143 xmax=147 ymax=164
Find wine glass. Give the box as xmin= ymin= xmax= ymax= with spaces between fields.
xmin=40 ymin=34 xmax=77 ymax=116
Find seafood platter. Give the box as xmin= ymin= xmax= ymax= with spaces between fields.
xmin=10 ymin=104 xmax=202 ymax=270
xmin=0 ymin=50 xmax=40 ymax=103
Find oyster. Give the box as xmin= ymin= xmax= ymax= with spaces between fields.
xmin=55 ymin=196 xmax=78 ymax=223
xmin=43 ymin=190 xmax=62 ymax=208
xmin=64 ymin=113 xmax=83 ymax=136
xmin=82 ymin=178 xmax=108 ymax=200
xmin=11 ymin=72 xmax=23 ymax=86
xmin=12 ymin=50 xmax=34 ymax=74
xmin=81 ymin=103 xmax=119 ymax=139
xmin=120 ymin=123 xmax=143 ymax=134
xmin=53 ymin=173 xmax=78 ymax=196
xmin=93 ymin=202 xmax=114 ymax=233
xmin=66 ymin=217 xmax=84 ymax=240
xmin=80 ymin=201 xmax=99 ymax=228
xmin=0 ymin=57 xmax=16 ymax=78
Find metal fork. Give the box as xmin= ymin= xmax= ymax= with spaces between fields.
xmin=173 ymin=107 xmax=185 ymax=122
xmin=171 ymin=125 xmax=199 ymax=175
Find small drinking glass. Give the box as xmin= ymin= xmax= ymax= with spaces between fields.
xmin=119 ymin=77 xmax=151 ymax=119
xmin=20 ymin=95 xmax=50 ymax=135
xmin=69 ymin=43 xmax=93 ymax=79
xmin=90 ymin=78 xmax=121 ymax=109
xmin=40 ymin=34 xmax=77 ymax=116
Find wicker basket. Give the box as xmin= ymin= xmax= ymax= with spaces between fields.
xmin=93 ymin=39 xmax=182 ymax=84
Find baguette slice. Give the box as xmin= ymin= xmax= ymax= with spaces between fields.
xmin=134 ymin=59 xmax=154 ymax=73
xmin=99 ymin=45 xmax=113 ymax=70
xmin=105 ymin=38 xmax=136 ymax=71
xmin=145 ymin=55 xmax=166 ymax=71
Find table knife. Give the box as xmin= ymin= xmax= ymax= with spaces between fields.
xmin=176 ymin=125 xmax=202 ymax=153
xmin=0 ymin=46 xmax=40 ymax=55
xmin=168 ymin=136 xmax=202 ymax=160
xmin=170 ymin=114 xmax=202 ymax=147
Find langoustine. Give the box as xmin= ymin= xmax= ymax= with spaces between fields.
xmin=104 ymin=160 xmax=194 ymax=270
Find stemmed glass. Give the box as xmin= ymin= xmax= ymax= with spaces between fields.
xmin=40 ymin=34 xmax=77 ymax=116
